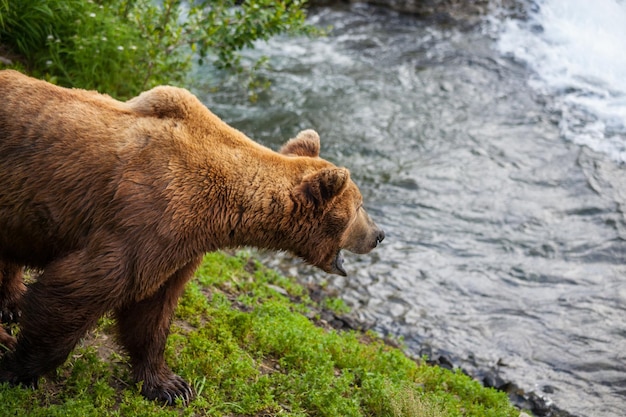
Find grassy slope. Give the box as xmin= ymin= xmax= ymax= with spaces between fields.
xmin=0 ymin=251 xmax=521 ymax=416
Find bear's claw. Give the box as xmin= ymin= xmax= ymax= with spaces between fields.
xmin=141 ymin=374 xmax=194 ymax=406
xmin=0 ymin=308 xmax=19 ymax=324
xmin=0 ymin=287 xmax=24 ymax=325
xmin=0 ymin=366 xmax=39 ymax=389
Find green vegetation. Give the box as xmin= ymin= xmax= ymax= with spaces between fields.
xmin=0 ymin=251 xmax=521 ymax=416
xmin=0 ymin=0 xmax=313 ymax=98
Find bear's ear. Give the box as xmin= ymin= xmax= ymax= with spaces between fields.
xmin=298 ymin=167 xmax=349 ymax=205
xmin=279 ymin=129 xmax=321 ymax=157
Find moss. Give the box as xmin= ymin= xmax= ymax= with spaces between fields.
xmin=0 ymin=251 xmax=521 ymax=416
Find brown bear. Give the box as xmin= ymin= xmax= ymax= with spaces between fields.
xmin=0 ymin=70 xmax=384 ymax=404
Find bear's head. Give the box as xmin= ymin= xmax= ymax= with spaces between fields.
xmin=280 ymin=130 xmax=385 ymax=276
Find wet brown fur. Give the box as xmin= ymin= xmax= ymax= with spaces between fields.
xmin=0 ymin=70 xmax=383 ymax=404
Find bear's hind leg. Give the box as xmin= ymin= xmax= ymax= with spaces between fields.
xmin=0 ymin=252 xmax=119 ymax=386
xmin=115 ymin=256 xmax=202 ymax=405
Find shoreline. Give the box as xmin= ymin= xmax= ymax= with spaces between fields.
xmin=304 ymin=281 xmax=578 ymax=417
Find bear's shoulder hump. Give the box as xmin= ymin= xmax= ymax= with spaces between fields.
xmin=125 ymin=86 xmax=202 ymax=121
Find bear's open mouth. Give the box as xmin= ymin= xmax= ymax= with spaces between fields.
xmin=332 ymin=250 xmax=347 ymax=276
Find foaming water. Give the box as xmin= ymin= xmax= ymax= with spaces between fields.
xmin=497 ymin=0 xmax=626 ymax=162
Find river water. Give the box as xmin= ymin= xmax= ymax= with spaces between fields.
xmin=191 ymin=2 xmax=626 ymax=416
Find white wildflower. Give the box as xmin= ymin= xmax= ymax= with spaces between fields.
xmin=117 ymin=46 xmax=124 ymax=51
xmin=89 ymin=12 xmax=96 ymax=18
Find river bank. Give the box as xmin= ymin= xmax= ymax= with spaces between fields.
xmin=258 ymin=254 xmax=572 ymax=417
xmin=0 ymin=252 xmax=522 ymax=416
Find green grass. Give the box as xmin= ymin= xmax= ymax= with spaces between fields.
xmin=0 ymin=251 xmax=522 ymax=416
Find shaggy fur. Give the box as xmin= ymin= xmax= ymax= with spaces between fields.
xmin=0 ymin=70 xmax=384 ymax=404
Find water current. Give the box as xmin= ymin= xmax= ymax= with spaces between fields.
xmin=192 ymin=2 xmax=626 ymax=416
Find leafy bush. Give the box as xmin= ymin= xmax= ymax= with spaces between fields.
xmin=0 ymin=0 xmax=313 ymax=98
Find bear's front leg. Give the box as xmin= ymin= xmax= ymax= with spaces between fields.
xmin=0 ymin=252 xmax=116 ymax=386
xmin=115 ymin=257 xmax=201 ymax=405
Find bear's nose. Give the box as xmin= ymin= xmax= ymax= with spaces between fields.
xmin=376 ymin=229 xmax=385 ymax=245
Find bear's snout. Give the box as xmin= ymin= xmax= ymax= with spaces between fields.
xmin=340 ymin=209 xmax=385 ymax=255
